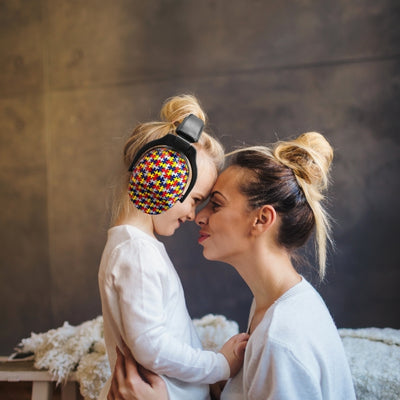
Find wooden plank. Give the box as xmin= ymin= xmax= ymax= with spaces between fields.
xmin=31 ymin=381 xmax=52 ymax=400
xmin=61 ymin=381 xmax=78 ymax=400
xmin=0 ymin=359 xmax=77 ymax=382
xmin=0 ymin=358 xmax=80 ymax=399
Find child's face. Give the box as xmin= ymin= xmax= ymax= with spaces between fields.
xmin=152 ymin=151 xmax=218 ymax=236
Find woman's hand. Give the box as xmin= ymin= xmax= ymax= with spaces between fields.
xmin=107 ymin=342 xmax=168 ymax=400
xmin=210 ymin=380 xmax=227 ymax=400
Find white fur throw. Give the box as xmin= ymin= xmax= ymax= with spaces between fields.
xmin=192 ymin=314 xmax=239 ymax=353
xmin=338 ymin=327 xmax=400 ymax=400
xmin=14 ymin=316 xmax=110 ymax=399
xmin=13 ymin=317 xmax=400 ymax=400
xmin=13 ymin=314 xmax=238 ymax=400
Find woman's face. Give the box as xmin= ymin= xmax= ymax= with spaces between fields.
xmin=195 ymin=166 xmax=255 ymax=263
xmin=152 ymin=151 xmax=218 ymax=236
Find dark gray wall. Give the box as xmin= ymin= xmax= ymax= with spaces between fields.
xmin=1 ymin=0 xmax=399 ymax=354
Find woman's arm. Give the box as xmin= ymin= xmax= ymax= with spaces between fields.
xmin=107 ymin=343 xmax=168 ymax=400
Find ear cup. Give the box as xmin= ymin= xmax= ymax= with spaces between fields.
xmin=128 ymin=147 xmax=190 ymax=214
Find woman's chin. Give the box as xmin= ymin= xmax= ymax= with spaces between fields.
xmin=202 ymin=248 xmax=218 ymax=261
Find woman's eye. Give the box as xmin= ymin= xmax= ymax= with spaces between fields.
xmin=211 ymin=201 xmax=220 ymax=211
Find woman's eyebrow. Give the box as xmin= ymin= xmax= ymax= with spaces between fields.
xmin=210 ymin=191 xmax=227 ymax=201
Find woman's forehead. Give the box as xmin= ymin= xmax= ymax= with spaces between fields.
xmin=213 ymin=166 xmax=245 ymax=194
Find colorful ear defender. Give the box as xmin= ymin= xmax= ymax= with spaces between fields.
xmin=128 ymin=148 xmax=190 ymax=214
xmin=128 ymin=114 xmax=204 ymax=214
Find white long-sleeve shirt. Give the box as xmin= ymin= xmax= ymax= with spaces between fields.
xmin=98 ymin=225 xmax=230 ymax=400
xmin=221 ymin=278 xmax=356 ymax=400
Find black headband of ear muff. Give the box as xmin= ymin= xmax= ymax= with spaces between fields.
xmin=128 ymin=114 xmax=204 ymax=203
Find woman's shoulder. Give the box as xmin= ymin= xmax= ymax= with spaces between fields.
xmin=261 ymin=279 xmax=337 ymax=345
xmin=273 ymin=278 xmax=328 ymax=314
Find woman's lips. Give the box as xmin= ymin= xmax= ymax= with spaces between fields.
xmin=198 ymin=231 xmax=210 ymax=244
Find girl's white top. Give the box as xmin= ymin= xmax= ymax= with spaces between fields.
xmin=98 ymin=225 xmax=229 ymax=400
xmin=221 ymin=278 xmax=356 ymax=400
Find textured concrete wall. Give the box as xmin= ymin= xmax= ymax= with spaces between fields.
xmin=0 ymin=0 xmax=399 ymax=354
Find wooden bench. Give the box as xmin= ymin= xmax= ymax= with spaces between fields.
xmin=0 ymin=357 xmax=79 ymax=400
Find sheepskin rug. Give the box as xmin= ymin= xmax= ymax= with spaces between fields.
xmin=12 ymin=315 xmax=238 ymax=400
xmin=339 ymin=327 xmax=400 ymax=400
xmin=12 ymin=317 xmax=400 ymax=399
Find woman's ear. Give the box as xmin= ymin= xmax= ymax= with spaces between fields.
xmin=252 ymin=205 xmax=276 ymax=235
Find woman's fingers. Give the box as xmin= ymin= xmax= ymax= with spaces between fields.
xmin=107 ymin=347 xmax=127 ymax=400
xmin=121 ymin=340 xmax=131 ymax=357
xmin=138 ymin=363 xmax=164 ymax=388
xmin=120 ymin=341 xmax=146 ymax=388
xmin=107 ymin=341 xmax=168 ymax=399
xmin=116 ymin=346 xmax=128 ymax=379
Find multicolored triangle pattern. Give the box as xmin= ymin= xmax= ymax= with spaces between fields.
xmin=128 ymin=148 xmax=189 ymax=214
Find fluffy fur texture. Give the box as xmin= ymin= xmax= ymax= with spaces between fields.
xmin=13 ymin=317 xmax=399 ymax=400
xmin=13 ymin=316 xmax=108 ymax=399
xmin=13 ymin=314 xmax=238 ymax=400
xmin=338 ymin=327 xmax=400 ymax=400
xmin=192 ymin=314 xmax=239 ymax=353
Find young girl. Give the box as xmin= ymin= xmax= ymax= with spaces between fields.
xmin=98 ymin=95 xmax=248 ymax=400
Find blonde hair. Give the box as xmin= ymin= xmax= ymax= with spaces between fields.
xmin=111 ymin=94 xmax=224 ymax=224
xmin=228 ymin=132 xmax=333 ymax=279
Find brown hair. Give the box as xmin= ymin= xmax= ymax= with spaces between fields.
xmin=228 ymin=132 xmax=333 ymax=279
xmin=111 ymin=94 xmax=225 ymax=224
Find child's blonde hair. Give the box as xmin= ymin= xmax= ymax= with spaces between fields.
xmin=112 ymin=94 xmax=225 ymax=224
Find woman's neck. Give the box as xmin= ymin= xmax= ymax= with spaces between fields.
xmin=231 ymin=243 xmax=301 ymax=325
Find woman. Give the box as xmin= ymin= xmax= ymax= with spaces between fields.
xmin=107 ymin=132 xmax=356 ymax=399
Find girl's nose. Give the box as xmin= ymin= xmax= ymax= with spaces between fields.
xmin=195 ymin=206 xmax=208 ymax=226
xmin=186 ymin=207 xmax=195 ymax=221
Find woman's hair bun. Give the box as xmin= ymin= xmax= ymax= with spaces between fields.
xmin=160 ymin=94 xmax=207 ymax=128
xmin=273 ymin=132 xmax=333 ymax=190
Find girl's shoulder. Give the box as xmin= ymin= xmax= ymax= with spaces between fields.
xmin=103 ymin=225 xmax=167 ymax=269
xmin=108 ymin=225 xmax=163 ymax=250
xmin=100 ymin=225 xmax=174 ymax=283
